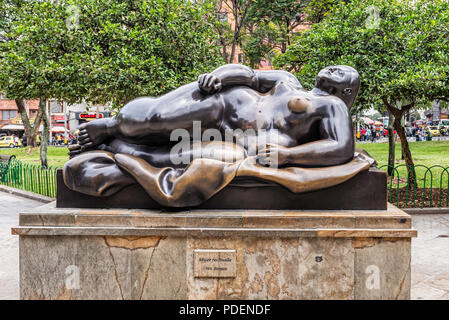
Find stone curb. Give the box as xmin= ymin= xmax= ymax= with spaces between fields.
xmin=403 ymin=207 xmax=449 ymax=214
xmin=0 ymin=185 xmax=54 ymax=203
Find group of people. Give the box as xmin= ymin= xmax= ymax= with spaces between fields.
xmin=356 ymin=126 xmax=382 ymax=142
xmin=50 ymin=134 xmax=77 ymax=146
xmin=414 ymin=127 xmax=433 ymax=142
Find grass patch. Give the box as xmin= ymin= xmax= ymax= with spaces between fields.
xmin=357 ymin=140 xmax=449 ymax=168
xmin=358 ymin=140 xmax=449 ymax=204
xmin=0 ymin=146 xmax=69 ymax=167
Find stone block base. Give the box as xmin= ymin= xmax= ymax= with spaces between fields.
xmin=12 ymin=203 xmax=416 ymax=299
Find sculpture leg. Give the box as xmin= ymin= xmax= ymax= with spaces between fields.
xmin=76 ymin=83 xmax=226 ymax=154
xmin=114 ymin=154 xmax=241 ymax=207
xmin=113 ymin=141 xmax=246 ymax=206
xmin=63 ymin=151 xmax=136 ymax=197
xmin=64 ymin=141 xmax=246 ymax=198
xmin=112 ymin=82 xmax=226 ymax=142
xmin=102 ymin=139 xmax=246 ymax=168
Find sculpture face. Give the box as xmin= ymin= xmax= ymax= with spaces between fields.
xmin=315 ymin=65 xmax=360 ymax=108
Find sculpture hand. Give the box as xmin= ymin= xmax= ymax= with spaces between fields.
xmin=257 ymin=144 xmax=290 ymax=167
xmin=198 ymin=73 xmax=222 ymax=94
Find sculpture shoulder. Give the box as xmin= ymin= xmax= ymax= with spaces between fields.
xmin=255 ymin=70 xmax=302 ymax=91
xmin=312 ymin=95 xmax=350 ymax=119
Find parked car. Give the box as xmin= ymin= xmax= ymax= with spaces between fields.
xmin=429 ymin=126 xmax=440 ymax=137
xmin=0 ymin=136 xmax=22 ymax=148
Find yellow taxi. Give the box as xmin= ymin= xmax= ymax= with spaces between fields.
xmin=429 ymin=126 xmax=440 ymax=137
xmin=0 ymin=136 xmax=22 ymax=148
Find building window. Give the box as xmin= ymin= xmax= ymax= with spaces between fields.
xmin=217 ymin=12 xmax=228 ymax=23
xmin=50 ymin=100 xmax=63 ymax=113
xmin=1 ymin=110 xmax=16 ymax=120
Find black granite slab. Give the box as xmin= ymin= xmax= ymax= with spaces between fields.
xmin=56 ymin=167 xmax=387 ymax=210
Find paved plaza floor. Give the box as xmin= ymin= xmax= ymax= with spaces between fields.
xmin=0 ymin=191 xmax=448 ymax=300
xmin=0 ymin=192 xmax=41 ymax=300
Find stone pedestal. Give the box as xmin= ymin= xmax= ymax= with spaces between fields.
xmin=12 ymin=203 xmax=416 ymax=300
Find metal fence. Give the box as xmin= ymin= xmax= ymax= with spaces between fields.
xmin=0 ymin=157 xmax=448 ymax=208
xmin=0 ymin=158 xmax=59 ymax=198
xmin=379 ymin=164 xmax=449 ymax=208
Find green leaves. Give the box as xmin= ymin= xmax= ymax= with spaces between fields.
xmin=0 ymin=0 xmax=224 ymax=108
xmin=275 ymin=0 xmax=449 ymax=113
xmin=241 ymin=0 xmax=311 ymax=67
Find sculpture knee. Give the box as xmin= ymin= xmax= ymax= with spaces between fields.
xmin=63 ymin=151 xmax=135 ymax=197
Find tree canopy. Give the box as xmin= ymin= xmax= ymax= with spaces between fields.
xmin=275 ymin=0 xmax=449 ymax=180
xmin=275 ymin=0 xmax=449 ymax=112
xmin=0 ymin=0 xmax=224 ymax=107
xmin=241 ymin=0 xmax=310 ymax=67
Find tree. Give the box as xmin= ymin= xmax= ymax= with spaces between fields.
xmin=0 ymin=0 xmax=42 ymax=147
xmin=275 ymin=0 xmax=449 ymax=184
xmin=241 ymin=0 xmax=310 ymax=67
xmin=0 ymin=0 xmax=224 ymax=165
xmin=212 ymin=0 xmax=254 ymax=63
xmin=69 ymin=0 xmax=225 ymax=106
xmin=304 ymin=0 xmax=346 ymax=23
xmin=14 ymin=99 xmax=43 ymax=148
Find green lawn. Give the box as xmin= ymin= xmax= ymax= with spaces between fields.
xmin=357 ymin=140 xmax=449 ymax=168
xmin=358 ymin=140 xmax=449 ymax=189
xmin=1 ymin=141 xmax=448 ymax=170
xmin=0 ymin=146 xmax=69 ymax=167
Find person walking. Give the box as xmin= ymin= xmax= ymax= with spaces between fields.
xmin=361 ymin=127 xmax=366 ymax=142
xmin=366 ymin=127 xmax=371 ymax=142
xmin=13 ymin=135 xmax=19 ymax=147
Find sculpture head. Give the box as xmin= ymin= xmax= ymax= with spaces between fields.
xmin=315 ymin=65 xmax=360 ymax=109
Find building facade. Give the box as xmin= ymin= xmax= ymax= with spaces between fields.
xmin=0 ymin=96 xmax=111 ymax=138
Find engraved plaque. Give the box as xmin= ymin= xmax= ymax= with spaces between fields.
xmin=193 ymin=249 xmax=236 ymax=278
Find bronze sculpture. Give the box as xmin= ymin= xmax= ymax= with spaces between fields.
xmin=64 ymin=64 xmax=374 ymax=207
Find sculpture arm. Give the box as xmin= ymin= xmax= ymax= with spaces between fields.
xmin=209 ymin=64 xmax=256 ymax=88
xmin=200 ymin=64 xmax=302 ymax=93
xmin=254 ymin=70 xmax=303 ymax=92
xmin=286 ymin=102 xmax=354 ymax=166
xmin=257 ymin=101 xmax=354 ymax=167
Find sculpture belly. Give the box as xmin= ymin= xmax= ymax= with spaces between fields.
xmin=221 ymin=87 xmax=297 ymax=150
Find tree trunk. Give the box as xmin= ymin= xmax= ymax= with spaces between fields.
xmin=39 ymin=100 xmax=50 ymax=168
xmin=393 ymin=118 xmax=416 ymax=186
xmin=15 ymin=99 xmax=33 ymax=146
xmin=15 ymin=99 xmax=42 ymax=147
xmin=387 ymin=112 xmax=395 ymax=177
xmin=384 ymin=98 xmax=415 ymax=186
xmin=30 ymin=107 xmax=43 ymax=147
